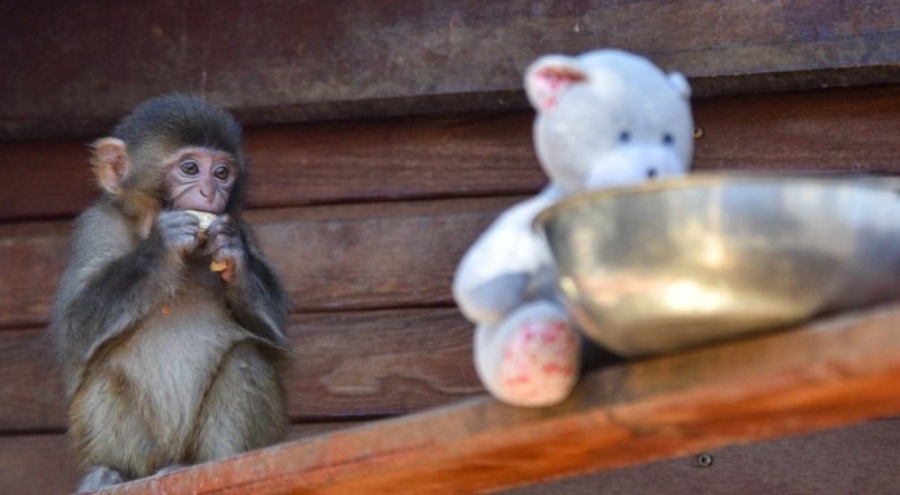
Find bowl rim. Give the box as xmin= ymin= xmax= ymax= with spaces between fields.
xmin=532 ymin=171 xmax=900 ymax=233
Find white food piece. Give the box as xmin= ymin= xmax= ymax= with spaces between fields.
xmin=185 ymin=210 xmax=218 ymax=233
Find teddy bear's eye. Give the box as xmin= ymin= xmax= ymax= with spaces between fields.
xmin=619 ymin=131 xmax=631 ymax=143
xmin=662 ymin=133 xmax=675 ymax=145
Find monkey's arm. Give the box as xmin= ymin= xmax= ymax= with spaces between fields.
xmin=206 ymin=217 xmax=289 ymax=347
xmin=50 ymin=206 xmax=197 ymax=368
xmin=228 ymin=241 xmax=290 ymax=347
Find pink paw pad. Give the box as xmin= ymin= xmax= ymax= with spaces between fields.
xmin=498 ymin=318 xmax=578 ymax=404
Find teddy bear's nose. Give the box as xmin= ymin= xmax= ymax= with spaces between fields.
xmin=646 ymin=168 xmax=659 ymax=180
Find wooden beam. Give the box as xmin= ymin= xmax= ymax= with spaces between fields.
xmin=0 ymin=434 xmax=78 ymax=495
xmin=4 ymin=86 xmax=900 ymax=222
xmin=0 ymin=424 xmax=357 ymax=495
xmin=0 ymin=308 xmax=483 ymax=432
xmin=692 ymin=86 xmax=900 ymax=173
xmin=3 ymin=0 xmax=900 ymax=139
xmin=8 ymin=420 xmax=900 ymax=494
xmin=0 ymin=197 xmax=519 ymax=328
xmin=0 ymin=113 xmax=543 ymax=222
xmin=93 ymin=304 xmax=900 ymax=494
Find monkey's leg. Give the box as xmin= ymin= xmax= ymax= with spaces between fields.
xmin=474 ymin=300 xmax=581 ymax=407
xmin=70 ymin=373 xmax=166 ymax=481
xmin=194 ymin=342 xmax=286 ymax=461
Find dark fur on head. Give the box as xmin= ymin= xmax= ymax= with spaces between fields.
xmin=111 ymin=95 xmax=247 ymax=213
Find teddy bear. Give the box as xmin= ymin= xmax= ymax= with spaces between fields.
xmin=452 ymin=49 xmax=695 ymax=407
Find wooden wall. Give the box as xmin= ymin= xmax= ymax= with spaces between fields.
xmin=2 ymin=1 xmax=900 ymax=493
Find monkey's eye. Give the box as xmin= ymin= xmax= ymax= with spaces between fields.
xmin=180 ymin=160 xmax=200 ymax=175
xmin=213 ymin=165 xmax=231 ymax=181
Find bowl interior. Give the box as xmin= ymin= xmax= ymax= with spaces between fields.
xmin=535 ymin=174 xmax=900 ymax=356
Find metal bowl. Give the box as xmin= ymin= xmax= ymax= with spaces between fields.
xmin=535 ymin=174 xmax=900 ymax=357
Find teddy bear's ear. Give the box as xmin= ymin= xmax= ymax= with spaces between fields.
xmin=668 ymin=72 xmax=692 ymax=99
xmin=524 ymin=55 xmax=588 ymax=112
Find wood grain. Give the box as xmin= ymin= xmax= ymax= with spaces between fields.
xmin=0 ymin=423 xmax=357 ymax=495
xmin=3 ymin=0 xmax=900 ymax=139
xmin=90 ymin=304 xmax=900 ymax=494
xmin=0 ymin=197 xmax=519 ymax=328
xmin=0 ymin=308 xmax=482 ymax=432
xmin=0 ymin=327 xmax=65 ymax=433
xmin=0 ymin=114 xmax=543 ymax=221
xmin=4 ymin=86 xmax=900 ymax=221
xmin=506 ymin=419 xmax=900 ymax=495
xmin=693 ymin=86 xmax=900 ymax=173
xmin=286 ymin=308 xmax=482 ymax=420
xmin=6 ymin=420 xmax=900 ymax=495
xmin=0 ymin=434 xmax=78 ymax=495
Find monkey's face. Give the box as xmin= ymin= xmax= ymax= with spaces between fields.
xmin=164 ymin=147 xmax=238 ymax=214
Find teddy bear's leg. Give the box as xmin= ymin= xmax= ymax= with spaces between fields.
xmin=473 ymin=300 xmax=580 ymax=407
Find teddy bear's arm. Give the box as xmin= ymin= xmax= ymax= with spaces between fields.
xmin=453 ymin=193 xmax=558 ymax=325
xmin=454 ymin=268 xmax=531 ymax=326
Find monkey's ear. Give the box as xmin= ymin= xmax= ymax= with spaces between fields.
xmin=90 ymin=137 xmax=130 ymax=195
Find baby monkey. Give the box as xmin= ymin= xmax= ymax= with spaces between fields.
xmin=49 ymin=95 xmax=290 ymax=492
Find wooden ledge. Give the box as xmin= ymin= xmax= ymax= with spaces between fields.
xmin=94 ymin=304 xmax=900 ymax=494
xmin=5 ymin=1 xmax=900 ymax=140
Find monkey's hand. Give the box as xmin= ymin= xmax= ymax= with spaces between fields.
xmin=205 ymin=214 xmax=244 ymax=284
xmin=154 ymin=211 xmax=203 ymax=257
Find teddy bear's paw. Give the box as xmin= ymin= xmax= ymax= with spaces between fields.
xmin=497 ymin=316 xmax=579 ymax=407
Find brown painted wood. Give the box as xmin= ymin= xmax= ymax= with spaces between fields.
xmin=0 ymin=221 xmax=71 ymax=328
xmin=0 ymin=423 xmax=357 ymax=495
xmin=693 ymin=86 xmax=900 ymax=173
xmin=3 ymin=1 xmax=900 ymax=139
xmin=507 ymin=419 xmax=900 ymax=494
xmin=87 ymin=304 xmax=900 ymax=494
xmin=0 ymin=114 xmax=543 ymax=221
xmin=242 ymin=114 xmax=543 ymax=209
xmin=0 ymin=434 xmax=79 ymax=495
xmin=0 ymin=327 xmax=65 ymax=432
xmin=286 ymin=308 xmax=481 ymax=420
xmin=0 ymin=139 xmax=97 ymax=221
xmin=4 ymin=85 xmax=900 ymax=222
xmin=6 ymin=419 xmax=900 ymax=495
xmin=0 ymin=197 xmax=519 ymax=328
xmin=0 ymin=308 xmax=482 ymax=432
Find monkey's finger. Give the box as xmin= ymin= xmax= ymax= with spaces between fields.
xmin=206 ymin=214 xmax=233 ymax=235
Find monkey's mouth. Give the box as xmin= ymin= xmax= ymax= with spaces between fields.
xmin=185 ymin=210 xmax=218 ymax=232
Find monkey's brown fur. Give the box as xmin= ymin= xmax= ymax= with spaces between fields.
xmin=50 ymin=96 xmax=290 ymax=489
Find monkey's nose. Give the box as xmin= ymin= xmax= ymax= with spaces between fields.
xmin=199 ymin=183 xmax=214 ymax=201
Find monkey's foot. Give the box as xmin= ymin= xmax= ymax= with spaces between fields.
xmin=155 ymin=464 xmax=188 ymax=477
xmin=77 ymin=465 xmax=125 ymax=493
xmin=496 ymin=314 xmax=580 ymax=407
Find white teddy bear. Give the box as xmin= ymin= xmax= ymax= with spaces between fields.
xmin=453 ymin=49 xmax=694 ymax=407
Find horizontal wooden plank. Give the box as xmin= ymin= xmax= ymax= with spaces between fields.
xmin=6 ymin=420 xmax=900 ymax=495
xmin=0 ymin=423 xmax=356 ymax=495
xmin=0 ymin=114 xmax=543 ymax=221
xmin=0 ymin=434 xmax=78 ymax=495
xmin=4 ymin=85 xmax=900 ymax=222
xmin=0 ymin=326 xmax=64 ymax=432
xmin=3 ymin=1 xmax=900 ymax=139
xmin=507 ymin=419 xmax=900 ymax=495
xmin=286 ymin=308 xmax=481 ymax=420
xmin=92 ymin=304 xmax=900 ymax=494
xmin=0 ymin=197 xmax=518 ymax=328
xmin=692 ymin=86 xmax=900 ymax=173
xmin=0 ymin=308 xmax=482 ymax=432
